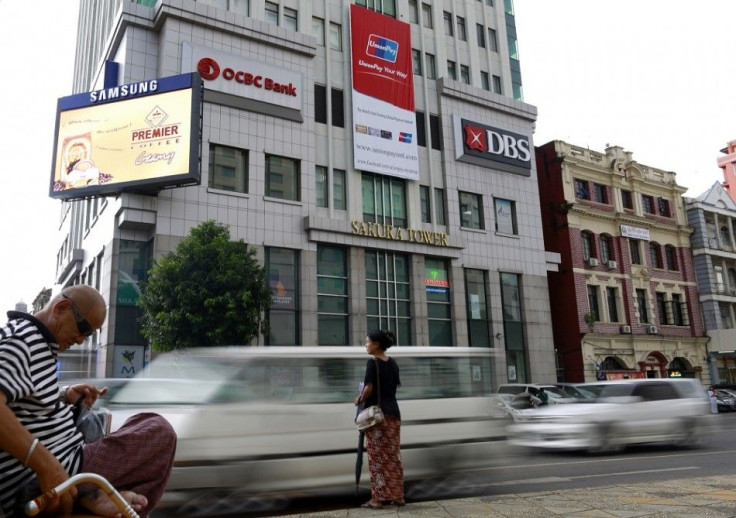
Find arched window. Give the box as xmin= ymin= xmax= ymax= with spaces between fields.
xmin=665 ymin=245 xmax=678 ymax=271
xmin=599 ymin=234 xmax=612 ymax=263
xmin=649 ymin=242 xmax=662 ymax=269
xmin=600 ymin=356 xmax=628 ymax=371
xmin=581 ymin=231 xmax=593 ymax=261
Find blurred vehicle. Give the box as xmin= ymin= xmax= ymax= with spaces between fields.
xmin=507 ymin=378 xmax=712 ymax=453
xmin=714 ymin=389 xmax=736 ymax=412
xmin=497 ymin=383 xmax=577 ymax=405
xmin=553 ymin=382 xmax=607 ymax=400
xmin=104 ymin=346 xmax=507 ymax=512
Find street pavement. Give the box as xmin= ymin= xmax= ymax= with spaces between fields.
xmin=284 ymin=474 xmax=736 ymax=517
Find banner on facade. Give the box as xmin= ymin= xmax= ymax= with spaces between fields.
xmin=349 ymin=4 xmax=418 ymax=180
xmin=620 ymin=224 xmax=650 ymax=241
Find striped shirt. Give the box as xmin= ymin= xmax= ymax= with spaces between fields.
xmin=0 ymin=312 xmax=83 ymax=516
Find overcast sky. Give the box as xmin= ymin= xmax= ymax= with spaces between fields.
xmin=0 ymin=0 xmax=734 ymax=314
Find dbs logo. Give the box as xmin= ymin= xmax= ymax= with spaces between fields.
xmin=197 ymin=58 xmax=220 ymax=81
xmin=464 ymin=125 xmax=487 ymax=152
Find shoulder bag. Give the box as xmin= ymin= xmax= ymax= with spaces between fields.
xmin=355 ymin=359 xmax=385 ymax=431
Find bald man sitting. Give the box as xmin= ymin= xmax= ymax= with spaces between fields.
xmin=0 ymin=286 xmax=176 ymax=517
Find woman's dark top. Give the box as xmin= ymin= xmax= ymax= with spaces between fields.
xmin=363 ymin=357 xmax=401 ymax=419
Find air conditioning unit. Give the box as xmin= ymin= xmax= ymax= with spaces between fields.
xmin=647 ymin=325 xmax=658 ymax=334
xmin=620 ymin=325 xmax=631 ymax=334
xmin=607 ymin=260 xmax=617 ymax=269
xmin=587 ymin=257 xmax=599 ymax=267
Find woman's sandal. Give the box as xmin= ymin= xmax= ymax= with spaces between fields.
xmin=361 ymin=500 xmax=383 ymax=509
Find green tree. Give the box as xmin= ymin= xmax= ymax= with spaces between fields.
xmin=139 ymin=220 xmax=270 ymax=351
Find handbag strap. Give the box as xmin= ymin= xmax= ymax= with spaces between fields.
xmin=374 ymin=358 xmax=381 ymax=404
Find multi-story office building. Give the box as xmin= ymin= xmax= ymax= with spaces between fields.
xmin=54 ymin=0 xmax=556 ymax=383
xmin=685 ymin=180 xmax=736 ymax=385
xmin=536 ymin=141 xmax=708 ymax=383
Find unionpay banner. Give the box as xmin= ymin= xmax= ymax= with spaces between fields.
xmin=349 ymin=4 xmax=418 ymax=180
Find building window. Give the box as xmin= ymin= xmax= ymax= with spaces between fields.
xmin=366 ymin=250 xmax=411 ymax=345
xmin=460 ymin=191 xmax=484 ymax=230
xmin=435 ymin=188 xmax=446 ymax=225
xmin=606 ymin=287 xmax=619 ymax=322
xmin=209 ymin=144 xmax=248 ymax=193
xmin=721 ymin=226 xmax=732 ymax=247
xmin=636 ymin=289 xmax=649 ymax=323
xmin=283 ymin=6 xmax=297 ymax=31
xmin=716 ymin=265 xmax=725 ymax=293
xmin=355 ymin=0 xmax=397 ymax=17
xmin=333 ymin=169 xmax=346 ymax=210
xmin=621 ymin=189 xmax=634 ymax=209
xmin=465 ymin=269 xmax=491 ymax=347
xmin=329 ymin=22 xmax=342 ymax=50
xmin=671 ymin=293 xmax=688 ymax=326
xmin=266 ymin=154 xmax=300 ymax=201
xmin=481 ymin=71 xmax=490 ymax=91
xmin=266 ymin=247 xmax=300 ymax=345
xmin=425 ymin=53 xmax=436 ymax=79
xmin=642 ymin=194 xmax=655 ymax=214
xmin=649 ymin=242 xmax=662 ymax=269
xmin=315 ymin=165 xmax=328 ymax=208
xmin=629 ymin=239 xmax=642 ymax=265
xmin=587 ymin=285 xmax=600 ymax=322
xmin=265 ymin=1 xmax=279 ymax=25
xmin=408 ymin=0 xmax=418 ymax=23
xmin=331 ymin=88 xmax=344 ymax=127
xmin=362 ymin=172 xmax=407 ymax=227
xmin=658 ymin=197 xmax=671 ymax=217
xmin=447 ymin=60 xmax=457 ymax=79
xmin=456 ymin=16 xmax=466 ymax=40
xmin=492 ymin=75 xmax=502 ymax=94
xmin=657 ymin=292 xmax=669 ymax=325
xmin=665 ymin=245 xmax=678 ymax=271
xmin=412 ymin=49 xmax=422 ymax=75
xmin=425 ymin=258 xmax=452 ymax=346
xmin=593 ymin=183 xmax=608 ymax=204
xmin=476 ymin=23 xmax=486 ymax=47
xmin=494 ymin=198 xmax=517 ymax=235
xmin=315 ymin=84 xmax=327 ymax=124
xmin=420 ymin=185 xmax=431 ymax=223
xmin=581 ymin=231 xmax=593 ymax=261
xmin=429 ymin=114 xmax=441 ymax=150
xmin=416 ymin=111 xmax=426 ymax=147
xmin=115 ymin=240 xmax=150 ymax=346
xmin=312 ymin=17 xmax=325 ymax=45
xmin=574 ymin=178 xmax=590 ymax=200
xmin=501 ymin=272 xmax=526 ymax=383
xmin=460 ymin=64 xmax=470 ymax=84
xmin=443 ymin=11 xmax=453 ymax=36
xmin=600 ymin=234 xmax=612 ymax=263
xmin=488 ymin=27 xmax=498 ymax=51
xmin=317 ymin=245 xmax=348 ymax=345
xmin=421 ymin=3 xmax=432 ymax=28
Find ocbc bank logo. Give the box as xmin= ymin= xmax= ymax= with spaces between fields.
xmin=464 ymin=123 xmax=531 ymax=163
xmin=197 ymin=57 xmax=220 ymax=81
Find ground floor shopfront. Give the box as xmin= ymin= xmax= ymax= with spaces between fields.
xmin=580 ymin=334 xmax=710 ymax=385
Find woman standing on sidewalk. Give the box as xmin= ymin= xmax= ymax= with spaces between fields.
xmin=354 ymin=329 xmax=404 ymax=509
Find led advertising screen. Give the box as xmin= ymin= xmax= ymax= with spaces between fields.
xmin=349 ymin=4 xmax=418 ymax=181
xmin=50 ymin=73 xmax=202 ymax=200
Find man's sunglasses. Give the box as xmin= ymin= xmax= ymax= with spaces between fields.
xmin=61 ymin=294 xmax=94 ymax=337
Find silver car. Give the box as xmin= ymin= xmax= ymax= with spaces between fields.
xmin=507 ymin=378 xmax=712 ymax=452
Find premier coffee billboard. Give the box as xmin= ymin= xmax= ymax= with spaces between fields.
xmin=453 ymin=115 xmax=532 ymax=176
xmin=50 ymin=72 xmax=202 ymax=200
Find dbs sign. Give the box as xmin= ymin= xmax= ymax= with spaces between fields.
xmin=456 ymin=117 xmax=532 ymax=176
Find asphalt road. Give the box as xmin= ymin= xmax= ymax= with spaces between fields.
xmin=153 ymin=412 xmax=736 ymax=517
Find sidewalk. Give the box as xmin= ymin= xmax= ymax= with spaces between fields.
xmin=288 ymin=475 xmax=736 ymax=517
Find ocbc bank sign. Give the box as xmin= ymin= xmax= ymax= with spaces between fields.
xmin=454 ymin=116 xmax=532 ymax=176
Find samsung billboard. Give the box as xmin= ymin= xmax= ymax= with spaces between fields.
xmin=50 ymin=72 xmax=202 ymax=200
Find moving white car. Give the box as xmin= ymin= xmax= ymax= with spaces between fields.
xmin=507 ymin=378 xmax=712 ymax=452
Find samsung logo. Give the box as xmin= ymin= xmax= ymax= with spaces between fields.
xmin=89 ymin=80 xmax=159 ymax=103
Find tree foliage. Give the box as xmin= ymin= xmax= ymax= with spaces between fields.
xmin=139 ymin=220 xmax=271 ymax=351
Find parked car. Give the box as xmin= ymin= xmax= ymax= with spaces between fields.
xmin=714 ymin=389 xmax=736 ymax=412
xmin=507 ymin=378 xmax=712 ymax=453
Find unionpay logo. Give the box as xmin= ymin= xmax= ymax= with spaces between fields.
xmin=366 ymin=34 xmax=399 ymax=63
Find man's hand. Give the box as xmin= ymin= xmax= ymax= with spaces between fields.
xmin=64 ymin=384 xmax=108 ymax=408
xmin=28 ymin=446 xmax=77 ymax=516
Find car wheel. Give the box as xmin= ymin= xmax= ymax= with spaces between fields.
xmin=588 ymin=422 xmax=623 ymax=454
xmin=674 ymin=417 xmax=705 ymax=448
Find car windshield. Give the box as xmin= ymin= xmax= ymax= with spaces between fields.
xmin=108 ymin=354 xmax=240 ymax=405
xmin=597 ymin=383 xmax=636 ymax=398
